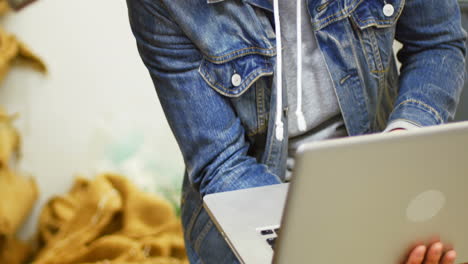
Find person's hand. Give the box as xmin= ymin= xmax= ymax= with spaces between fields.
xmin=405 ymin=242 xmax=456 ymax=264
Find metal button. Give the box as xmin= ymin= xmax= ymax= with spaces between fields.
xmin=231 ymin=73 xmax=242 ymax=87
xmin=383 ymin=3 xmax=394 ymax=17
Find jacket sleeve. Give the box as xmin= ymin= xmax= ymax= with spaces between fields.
xmin=126 ymin=0 xmax=281 ymax=197
xmin=391 ymin=0 xmax=467 ymax=126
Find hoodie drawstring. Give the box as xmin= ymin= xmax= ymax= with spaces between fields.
xmin=295 ymin=0 xmax=306 ymax=132
xmin=273 ymin=0 xmax=284 ymax=141
xmin=273 ymin=0 xmax=306 ymax=142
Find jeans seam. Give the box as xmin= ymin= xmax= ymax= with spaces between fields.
xmin=185 ymin=202 xmax=204 ymax=243
xmin=194 ymin=219 xmax=213 ymax=253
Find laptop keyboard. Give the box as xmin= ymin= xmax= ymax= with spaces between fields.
xmin=260 ymin=229 xmax=274 ymax=235
xmin=259 ymin=227 xmax=281 ymax=250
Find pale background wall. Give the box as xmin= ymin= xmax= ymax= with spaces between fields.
xmin=0 ymin=0 xmax=184 ymax=239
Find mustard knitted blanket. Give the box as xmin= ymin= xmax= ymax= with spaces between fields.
xmin=32 ymin=173 xmax=188 ymax=264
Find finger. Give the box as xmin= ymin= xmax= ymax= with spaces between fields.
xmin=441 ymin=250 xmax=456 ymax=264
xmin=425 ymin=242 xmax=443 ymax=264
xmin=406 ymin=245 xmax=427 ymax=264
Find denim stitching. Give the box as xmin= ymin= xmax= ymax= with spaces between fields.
xmin=311 ymin=0 xmax=362 ymax=28
xmin=347 ymin=20 xmax=369 ymax=111
xmin=354 ymin=0 xmax=406 ymax=28
xmin=185 ymin=202 xmax=204 ymax=243
xmin=352 ymin=17 xmax=377 ymax=77
xmin=313 ymin=0 xmax=405 ymax=30
xmin=248 ymin=122 xmax=269 ymax=137
xmin=346 ymin=21 xmax=371 ymax=132
xmin=395 ymin=99 xmax=443 ymax=123
xmin=205 ymin=69 xmax=272 ymax=95
xmin=244 ymin=2 xmax=275 ymax=52
xmin=313 ymin=9 xmax=358 ymax=30
xmin=340 ymin=74 xmax=352 ymax=84
xmin=199 ymin=65 xmax=273 ymax=97
xmin=256 ymin=82 xmax=265 ymax=130
xmin=194 ymin=220 xmax=213 ymax=253
xmin=205 ymin=48 xmax=276 ymax=64
xmin=199 ymin=57 xmax=272 ymax=91
xmin=250 ymin=82 xmax=268 ymax=137
xmin=368 ymin=27 xmax=388 ymax=130
xmin=207 ymin=46 xmax=274 ymax=59
xmin=369 ymin=29 xmax=384 ymax=76
xmin=260 ymin=80 xmax=270 ymax=134
xmin=316 ymin=0 xmax=338 ymax=12
xmin=371 ymin=68 xmax=390 ymax=74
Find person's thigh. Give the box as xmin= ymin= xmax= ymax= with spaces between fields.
xmin=181 ymin=180 xmax=240 ymax=264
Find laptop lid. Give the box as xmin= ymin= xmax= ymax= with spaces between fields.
xmin=274 ymin=121 xmax=468 ymax=264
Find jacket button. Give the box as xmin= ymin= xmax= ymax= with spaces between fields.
xmin=231 ymin=73 xmax=242 ymax=87
xmin=383 ymin=3 xmax=394 ymax=17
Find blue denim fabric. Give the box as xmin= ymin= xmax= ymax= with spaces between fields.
xmin=126 ymin=0 xmax=466 ymax=263
xmin=180 ymin=175 xmax=241 ymax=264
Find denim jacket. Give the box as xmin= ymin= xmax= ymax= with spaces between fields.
xmin=127 ymin=0 xmax=466 ymax=197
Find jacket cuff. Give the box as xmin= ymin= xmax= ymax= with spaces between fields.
xmin=388 ymin=99 xmax=444 ymax=128
xmin=383 ymin=119 xmax=421 ymax=132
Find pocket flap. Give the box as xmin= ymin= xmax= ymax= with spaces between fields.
xmin=351 ymin=0 xmax=405 ymax=29
xmin=199 ymin=54 xmax=274 ymax=98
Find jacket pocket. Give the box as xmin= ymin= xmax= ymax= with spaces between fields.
xmin=199 ymin=53 xmax=274 ymax=136
xmin=349 ymin=0 xmax=405 ymax=77
xmin=198 ymin=53 xmax=274 ymax=97
xmin=350 ymin=0 xmax=405 ymax=29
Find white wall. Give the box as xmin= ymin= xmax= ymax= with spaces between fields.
xmin=0 ymin=0 xmax=184 ymax=239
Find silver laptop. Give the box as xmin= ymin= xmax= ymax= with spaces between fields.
xmin=203 ymin=121 xmax=468 ymax=264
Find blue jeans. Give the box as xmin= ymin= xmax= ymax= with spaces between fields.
xmin=181 ymin=176 xmax=241 ymax=264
